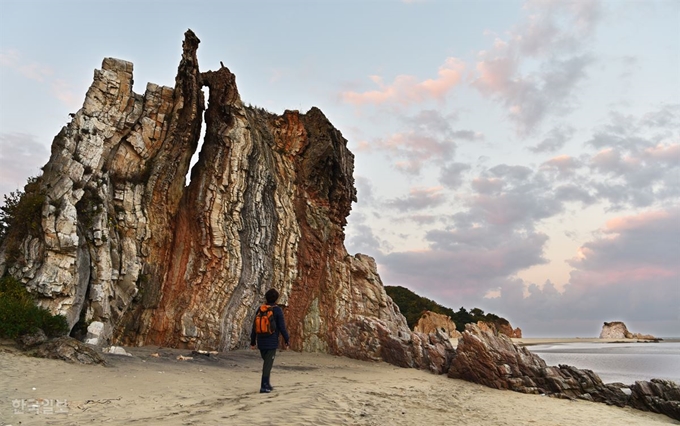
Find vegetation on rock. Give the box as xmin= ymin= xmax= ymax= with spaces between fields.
xmin=0 ymin=275 xmax=68 ymax=339
xmin=385 ymin=285 xmax=510 ymax=332
xmin=0 ymin=176 xmax=45 ymax=264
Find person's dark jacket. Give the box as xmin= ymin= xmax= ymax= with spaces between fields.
xmin=250 ymin=304 xmax=290 ymax=350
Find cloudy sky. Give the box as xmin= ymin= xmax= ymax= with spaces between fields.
xmin=1 ymin=0 xmax=678 ymax=337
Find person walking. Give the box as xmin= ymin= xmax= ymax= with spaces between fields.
xmin=250 ymin=288 xmax=290 ymax=393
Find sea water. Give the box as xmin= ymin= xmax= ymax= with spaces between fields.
xmin=528 ymin=340 xmax=680 ymax=385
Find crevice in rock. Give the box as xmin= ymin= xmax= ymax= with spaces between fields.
xmin=186 ymin=90 xmax=208 ymax=187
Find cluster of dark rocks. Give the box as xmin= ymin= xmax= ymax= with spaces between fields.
xmin=449 ymin=323 xmax=679 ymax=420
xmin=17 ymin=330 xmax=105 ymax=365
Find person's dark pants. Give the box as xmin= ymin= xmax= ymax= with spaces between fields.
xmin=260 ymin=349 xmax=276 ymax=387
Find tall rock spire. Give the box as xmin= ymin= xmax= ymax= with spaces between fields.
xmin=0 ymin=30 xmax=453 ymax=374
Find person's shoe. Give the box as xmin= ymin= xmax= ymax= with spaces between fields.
xmin=259 ymin=387 xmax=272 ymax=393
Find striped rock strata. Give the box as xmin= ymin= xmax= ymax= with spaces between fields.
xmin=0 ymin=30 xmax=452 ymax=373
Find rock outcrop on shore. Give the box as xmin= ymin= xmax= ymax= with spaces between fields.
xmin=414 ymin=311 xmax=462 ymax=340
xmin=599 ymin=321 xmax=658 ymax=340
xmin=450 ymin=323 xmax=680 ymax=420
xmin=0 ymin=30 xmax=453 ymax=372
xmin=629 ymin=379 xmax=680 ymax=420
xmin=477 ymin=320 xmax=522 ymax=339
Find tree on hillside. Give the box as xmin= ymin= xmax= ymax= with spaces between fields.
xmin=385 ymin=285 xmax=513 ymax=332
xmin=0 ymin=176 xmax=45 ymax=264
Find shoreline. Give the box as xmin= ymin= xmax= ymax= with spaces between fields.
xmin=0 ymin=340 xmax=675 ymax=425
xmin=512 ymin=337 xmax=665 ymax=346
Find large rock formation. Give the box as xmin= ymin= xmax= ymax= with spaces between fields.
xmin=450 ymin=323 xmax=679 ymax=420
xmin=0 ymin=30 xmax=452 ymax=371
xmin=599 ymin=321 xmax=658 ymax=340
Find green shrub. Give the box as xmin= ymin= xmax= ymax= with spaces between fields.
xmin=0 ymin=176 xmax=45 ymax=264
xmin=385 ymin=285 xmax=512 ymax=332
xmin=0 ymin=276 xmax=69 ymax=339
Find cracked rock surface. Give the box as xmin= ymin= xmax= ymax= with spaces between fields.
xmin=0 ymin=30 xmax=452 ymax=373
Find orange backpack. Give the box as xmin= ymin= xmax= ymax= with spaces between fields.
xmin=254 ymin=305 xmax=276 ymax=335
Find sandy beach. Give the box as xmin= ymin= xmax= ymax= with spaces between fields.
xmin=0 ymin=341 xmax=675 ymax=426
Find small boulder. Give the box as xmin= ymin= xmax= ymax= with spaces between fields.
xmin=31 ymin=337 xmax=106 ymax=365
xmin=85 ymin=321 xmax=105 ymax=346
xmin=16 ymin=329 xmax=48 ymax=349
xmin=103 ymin=345 xmax=132 ymax=356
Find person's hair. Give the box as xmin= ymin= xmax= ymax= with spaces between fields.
xmin=265 ymin=289 xmax=279 ymax=304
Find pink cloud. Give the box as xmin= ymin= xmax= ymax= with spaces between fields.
xmin=373 ymin=131 xmax=455 ymax=174
xmin=341 ymin=57 xmax=464 ymax=106
xmin=570 ymin=266 xmax=677 ymax=287
xmin=472 ymin=54 xmax=516 ymax=95
xmin=51 ymin=79 xmax=81 ymax=108
xmin=603 ymin=209 xmax=672 ymax=233
xmin=470 ymin=1 xmax=600 ymax=135
xmin=1 ymin=49 xmax=77 ymax=108
xmin=0 ymin=49 xmax=53 ymax=82
xmin=644 ymin=143 xmax=680 ymax=164
xmin=568 ymin=208 xmax=680 ymax=288
xmin=541 ymin=155 xmax=582 ymax=174
xmin=355 ymin=140 xmax=371 ymax=152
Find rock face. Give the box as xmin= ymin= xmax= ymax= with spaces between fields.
xmin=599 ymin=321 xmax=657 ymax=340
xmin=629 ymin=379 xmax=680 ymax=420
xmin=414 ymin=311 xmax=462 ymax=340
xmin=449 ymin=323 xmax=679 ymax=420
xmin=0 ymin=30 xmax=448 ymax=372
xmin=497 ymin=322 xmax=522 ymax=339
xmin=449 ymin=324 xmax=629 ymax=402
xmin=477 ymin=320 xmax=522 ymax=339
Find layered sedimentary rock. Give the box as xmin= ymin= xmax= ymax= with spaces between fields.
xmin=450 ymin=323 xmax=679 ymax=420
xmin=599 ymin=321 xmax=657 ymax=340
xmin=414 ymin=311 xmax=462 ymax=340
xmin=449 ymin=324 xmax=626 ymax=403
xmin=629 ymin=379 xmax=680 ymax=420
xmin=0 ymin=30 xmax=451 ymax=371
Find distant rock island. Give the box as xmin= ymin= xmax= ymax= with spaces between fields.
xmin=599 ymin=321 xmax=659 ymax=341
